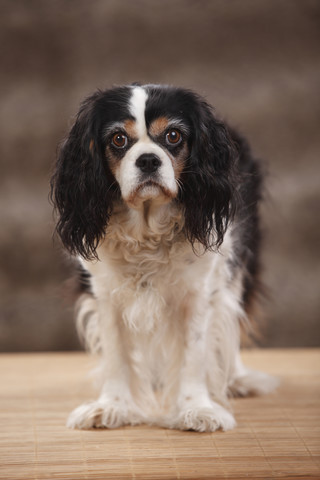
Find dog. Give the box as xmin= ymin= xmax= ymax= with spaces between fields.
xmin=51 ymin=83 xmax=277 ymax=432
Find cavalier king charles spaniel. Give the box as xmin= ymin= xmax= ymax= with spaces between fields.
xmin=51 ymin=84 xmax=277 ymax=432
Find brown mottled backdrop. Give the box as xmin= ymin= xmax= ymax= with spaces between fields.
xmin=0 ymin=0 xmax=319 ymax=351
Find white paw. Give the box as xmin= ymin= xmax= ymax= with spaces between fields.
xmin=66 ymin=399 xmax=143 ymax=429
xmin=172 ymin=403 xmax=236 ymax=432
xmin=228 ymin=369 xmax=279 ymax=398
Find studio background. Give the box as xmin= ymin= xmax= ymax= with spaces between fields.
xmin=1 ymin=0 xmax=319 ymax=351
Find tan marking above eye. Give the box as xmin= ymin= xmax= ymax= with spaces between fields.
xmin=124 ymin=119 xmax=138 ymax=138
xmin=149 ymin=117 xmax=170 ymax=137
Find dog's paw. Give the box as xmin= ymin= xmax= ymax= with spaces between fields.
xmin=66 ymin=399 xmax=143 ymax=429
xmin=228 ymin=369 xmax=279 ymax=398
xmin=171 ymin=403 xmax=236 ymax=432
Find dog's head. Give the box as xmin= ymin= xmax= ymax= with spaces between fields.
xmin=51 ymin=84 xmax=238 ymax=259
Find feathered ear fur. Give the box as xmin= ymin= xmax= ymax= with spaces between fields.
xmin=50 ymin=93 xmax=119 ymax=260
xmin=179 ymin=97 xmax=238 ymax=251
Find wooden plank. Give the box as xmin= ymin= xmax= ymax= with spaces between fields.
xmin=0 ymin=349 xmax=319 ymax=479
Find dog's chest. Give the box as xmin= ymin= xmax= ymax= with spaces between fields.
xmin=94 ymin=235 xmax=193 ymax=294
xmin=85 ymin=236 xmax=197 ymax=332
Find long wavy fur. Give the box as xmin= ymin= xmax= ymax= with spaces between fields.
xmin=51 ymin=88 xmax=238 ymax=259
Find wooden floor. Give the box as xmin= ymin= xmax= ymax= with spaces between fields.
xmin=0 ymin=349 xmax=319 ymax=479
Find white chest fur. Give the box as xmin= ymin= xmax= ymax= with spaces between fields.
xmin=82 ymin=203 xmax=221 ymax=331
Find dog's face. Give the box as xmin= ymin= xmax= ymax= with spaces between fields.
xmin=103 ymin=86 xmax=189 ymax=208
xmin=51 ymin=84 xmax=237 ymax=259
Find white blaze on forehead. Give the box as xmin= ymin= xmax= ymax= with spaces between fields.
xmin=129 ymin=86 xmax=148 ymax=138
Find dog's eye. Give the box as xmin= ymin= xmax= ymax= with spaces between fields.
xmin=166 ymin=129 xmax=182 ymax=146
xmin=111 ymin=133 xmax=128 ymax=148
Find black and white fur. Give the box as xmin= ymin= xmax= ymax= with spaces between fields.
xmin=51 ymin=84 xmax=276 ymax=432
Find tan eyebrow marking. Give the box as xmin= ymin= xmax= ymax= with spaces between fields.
xmin=104 ymin=120 xmax=139 ymax=140
xmin=123 ymin=119 xmax=138 ymax=139
xmin=149 ymin=117 xmax=170 ymax=137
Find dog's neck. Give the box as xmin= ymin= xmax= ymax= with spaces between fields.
xmin=106 ymin=199 xmax=185 ymax=248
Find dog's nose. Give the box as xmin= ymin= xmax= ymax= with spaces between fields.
xmin=135 ymin=154 xmax=161 ymax=174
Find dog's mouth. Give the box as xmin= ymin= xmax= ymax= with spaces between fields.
xmin=138 ymin=179 xmax=167 ymax=194
xmin=126 ymin=180 xmax=176 ymax=208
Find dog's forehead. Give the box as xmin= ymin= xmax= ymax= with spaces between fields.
xmin=128 ymin=86 xmax=173 ymax=138
xmin=102 ymin=85 xmax=191 ymax=139
xmin=127 ymin=86 xmax=189 ymax=138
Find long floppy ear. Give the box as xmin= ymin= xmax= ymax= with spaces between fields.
xmin=179 ymin=98 xmax=238 ymax=251
xmin=50 ymin=94 xmax=118 ymax=260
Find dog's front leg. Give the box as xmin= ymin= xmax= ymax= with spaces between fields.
xmin=172 ymin=294 xmax=236 ymax=432
xmin=67 ymin=299 xmax=144 ymax=429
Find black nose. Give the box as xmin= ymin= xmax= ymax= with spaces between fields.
xmin=135 ymin=153 xmax=161 ymax=174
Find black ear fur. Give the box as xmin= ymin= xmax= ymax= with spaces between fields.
xmin=179 ymin=98 xmax=238 ymax=251
xmin=50 ymin=94 xmax=118 ymax=260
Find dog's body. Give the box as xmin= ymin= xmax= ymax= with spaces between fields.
xmin=51 ymin=84 xmax=276 ymax=432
